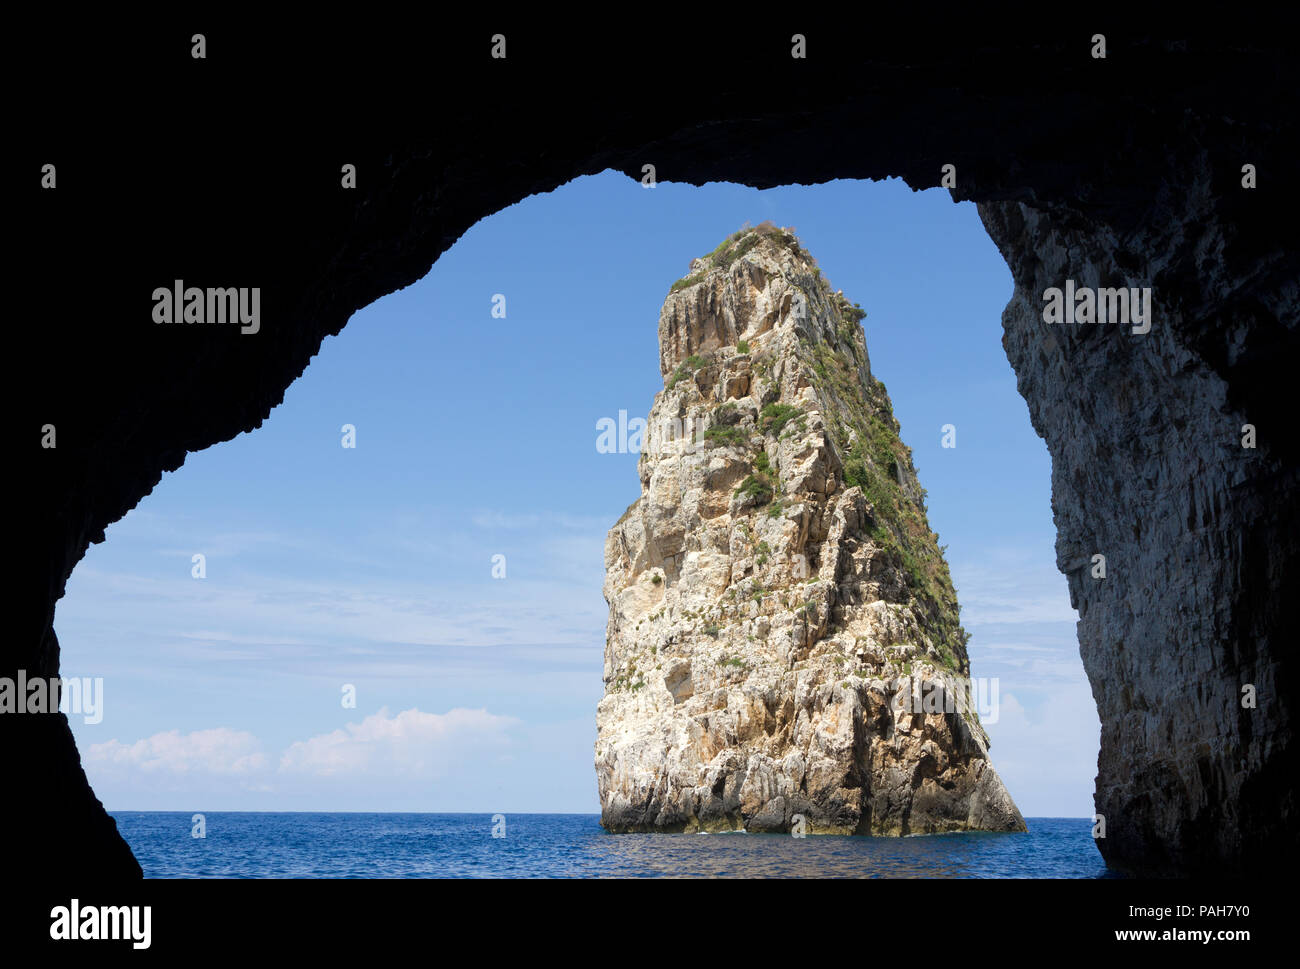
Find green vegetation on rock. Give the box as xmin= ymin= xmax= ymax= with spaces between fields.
xmin=704 ymin=425 xmax=746 ymax=446
xmin=788 ymin=264 xmax=969 ymax=663
xmin=666 ymin=353 xmax=711 ymax=390
xmin=734 ymin=473 xmax=774 ymax=505
xmin=661 ymin=221 xmax=968 ymax=666
xmin=760 ymin=402 xmax=802 ymax=436
xmin=668 ymin=221 xmax=814 ymax=296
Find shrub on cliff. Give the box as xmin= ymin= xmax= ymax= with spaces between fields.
xmin=760 ymin=402 xmax=801 ymax=435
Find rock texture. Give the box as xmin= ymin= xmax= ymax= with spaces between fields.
xmin=12 ymin=22 xmax=1295 ymax=877
xmin=595 ymin=226 xmax=1024 ymax=835
xmin=980 ymin=181 xmax=1299 ymax=874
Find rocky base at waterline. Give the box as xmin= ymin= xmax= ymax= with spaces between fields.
xmin=595 ymin=225 xmax=1025 ymax=835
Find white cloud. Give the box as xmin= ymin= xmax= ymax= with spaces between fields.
xmin=950 ymin=548 xmax=1078 ymax=626
xmin=469 ymin=510 xmax=610 ymax=531
xmin=81 ymin=707 xmax=529 ymax=809
xmin=62 ymin=566 xmax=606 ymax=653
xmin=941 ymin=545 xmax=1099 ymax=816
xmin=87 ymin=727 xmax=268 ymax=775
xmin=87 ymin=708 xmax=520 ymax=784
xmin=984 ymin=684 xmax=1101 ymax=817
xmin=279 ymin=706 xmax=519 ymax=777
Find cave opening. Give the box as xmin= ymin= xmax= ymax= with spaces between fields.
xmin=16 ymin=20 xmax=1293 ymax=885
xmin=51 ymin=171 xmax=1098 ymax=874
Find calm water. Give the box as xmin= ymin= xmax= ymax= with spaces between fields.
xmin=112 ymin=813 xmax=1116 ymax=878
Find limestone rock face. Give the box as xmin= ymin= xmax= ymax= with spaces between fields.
xmin=595 ymin=225 xmax=1025 ymax=835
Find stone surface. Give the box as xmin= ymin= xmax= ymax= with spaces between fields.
xmin=595 ymin=226 xmax=1025 ymax=835
xmin=980 ymin=184 xmax=1298 ymax=874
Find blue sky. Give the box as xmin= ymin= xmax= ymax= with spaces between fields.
xmin=59 ymin=171 xmax=1098 ymax=816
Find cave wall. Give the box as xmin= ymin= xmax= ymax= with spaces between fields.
xmin=981 ymin=186 xmax=1296 ymax=873
xmin=11 ymin=19 xmax=1295 ymax=877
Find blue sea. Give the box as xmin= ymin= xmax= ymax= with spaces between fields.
xmin=111 ymin=813 xmax=1116 ymax=878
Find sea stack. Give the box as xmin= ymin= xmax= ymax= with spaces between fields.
xmin=595 ymin=223 xmax=1025 ymax=835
